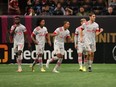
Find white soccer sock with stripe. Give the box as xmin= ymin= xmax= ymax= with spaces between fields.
xmin=17 ymin=55 xmax=22 ymax=70
xmin=88 ymin=60 xmax=93 ymax=67
xmin=78 ymin=54 xmax=82 ymax=67
xmin=54 ymin=58 xmax=63 ymax=70
xmin=38 ymin=57 xmax=43 ymax=68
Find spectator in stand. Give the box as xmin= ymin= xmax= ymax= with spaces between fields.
xmin=24 ymin=7 xmax=37 ymax=16
xmin=8 ymin=0 xmax=21 ymax=15
xmin=58 ymin=0 xmax=67 ymax=8
xmin=65 ymin=7 xmax=73 ymax=16
xmin=93 ymin=0 xmax=107 ymax=15
xmin=53 ymin=2 xmax=65 ymax=15
xmin=109 ymin=0 xmax=116 ymax=8
xmin=76 ymin=6 xmax=88 ymax=16
xmin=81 ymin=0 xmax=93 ymax=12
xmin=48 ymin=0 xmax=57 ymax=12
xmin=32 ymin=0 xmax=42 ymax=15
xmin=65 ymin=0 xmax=71 ymax=7
xmin=70 ymin=0 xmax=80 ymax=15
xmin=109 ymin=0 xmax=116 ymax=13
xmin=104 ymin=6 xmax=116 ymax=15
xmin=40 ymin=4 xmax=53 ymax=15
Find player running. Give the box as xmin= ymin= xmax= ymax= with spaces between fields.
xmin=74 ymin=18 xmax=88 ymax=72
xmin=46 ymin=21 xmax=73 ymax=73
xmin=31 ymin=19 xmax=51 ymax=72
xmin=80 ymin=13 xmax=103 ymax=72
xmin=10 ymin=16 xmax=30 ymax=72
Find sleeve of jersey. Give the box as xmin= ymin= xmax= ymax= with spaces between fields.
xmin=10 ymin=26 xmax=14 ymax=34
xmin=53 ymin=28 xmax=59 ymax=35
xmin=66 ymin=31 xmax=70 ymax=39
xmin=45 ymin=28 xmax=48 ymax=36
xmin=24 ymin=28 xmax=28 ymax=34
xmin=75 ymin=29 xmax=78 ymax=36
xmin=96 ymin=24 xmax=100 ymax=32
xmin=31 ymin=29 xmax=37 ymax=36
xmin=81 ymin=24 xmax=85 ymax=30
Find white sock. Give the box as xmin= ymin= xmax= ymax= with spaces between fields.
xmin=88 ymin=60 xmax=93 ymax=67
xmin=17 ymin=55 xmax=22 ymax=70
xmin=54 ymin=58 xmax=63 ymax=70
xmin=78 ymin=56 xmax=82 ymax=67
xmin=38 ymin=57 xmax=43 ymax=68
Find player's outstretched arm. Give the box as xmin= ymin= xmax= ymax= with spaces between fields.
xmin=50 ymin=32 xmax=59 ymax=37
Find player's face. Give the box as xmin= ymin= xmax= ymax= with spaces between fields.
xmin=81 ymin=19 xmax=86 ymax=25
xmin=14 ymin=18 xmax=20 ymax=24
xmin=64 ymin=22 xmax=70 ymax=29
xmin=90 ymin=14 xmax=96 ymax=22
xmin=40 ymin=20 xmax=45 ymax=26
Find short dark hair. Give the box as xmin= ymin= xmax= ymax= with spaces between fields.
xmin=80 ymin=18 xmax=86 ymax=22
xmin=63 ymin=21 xmax=69 ymax=25
xmin=89 ymin=12 xmax=95 ymax=17
xmin=36 ymin=18 xmax=44 ymax=26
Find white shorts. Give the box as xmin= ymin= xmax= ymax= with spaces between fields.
xmin=54 ymin=41 xmax=65 ymax=55
xmin=85 ymin=43 xmax=96 ymax=52
xmin=13 ymin=42 xmax=24 ymax=52
xmin=77 ymin=42 xmax=87 ymax=53
xmin=35 ymin=44 xmax=45 ymax=55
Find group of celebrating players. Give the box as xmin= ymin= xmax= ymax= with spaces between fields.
xmin=10 ymin=13 xmax=103 ymax=73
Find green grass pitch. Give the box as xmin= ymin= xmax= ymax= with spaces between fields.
xmin=0 ymin=64 xmax=116 ymax=87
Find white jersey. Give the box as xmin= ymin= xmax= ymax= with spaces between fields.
xmin=32 ymin=26 xmax=48 ymax=45
xmin=75 ymin=26 xmax=83 ymax=43
xmin=82 ymin=21 xmax=99 ymax=44
xmin=54 ymin=27 xmax=70 ymax=43
xmin=10 ymin=24 xmax=26 ymax=44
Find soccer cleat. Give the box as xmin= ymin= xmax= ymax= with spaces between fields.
xmin=41 ymin=68 xmax=46 ymax=72
xmin=82 ymin=67 xmax=86 ymax=72
xmin=46 ymin=59 xmax=50 ymax=68
xmin=88 ymin=67 xmax=92 ymax=72
xmin=17 ymin=69 xmax=22 ymax=72
xmin=31 ymin=66 xmax=35 ymax=72
xmin=53 ymin=69 xmax=59 ymax=73
xmin=79 ymin=66 xmax=83 ymax=71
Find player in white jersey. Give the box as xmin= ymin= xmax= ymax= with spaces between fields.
xmin=10 ymin=16 xmax=30 ymax=72
xmin=74 ymin=18 xmax=87 ymax=71
xmin=80 ymin=13 xmax=103 ymax=72
xmin=31 ymin=19 xmax=51 ymax=72
xmin=46 ymin=21 xmax=73 ymax=73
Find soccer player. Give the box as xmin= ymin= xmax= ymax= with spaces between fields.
xmin=80 ymin=13 xmax=103 ymax=72
xmin=46 ymin=21 xmax=73 ymax=73
xmin=10 ymin=16 xmax=30 ymax=72
xmin=74 ymin=18 xmax=87 ymax=71
xmin=31 ymin=19 xmax=51 ymax=72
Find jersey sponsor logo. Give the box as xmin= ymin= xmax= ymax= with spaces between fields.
xmin=0 ymin=44 xmax=8 ymax=63
xmin=87 ymin=29 xmax=96 ymax=33
xmin=16 ymin=32 xmax=23 ymax=35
